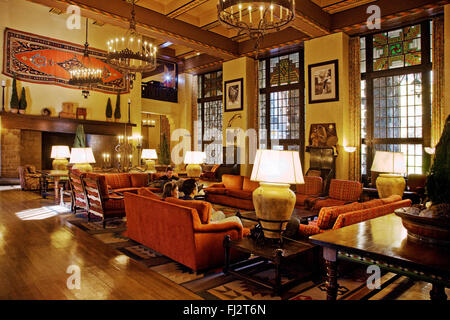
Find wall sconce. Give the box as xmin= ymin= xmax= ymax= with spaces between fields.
xmin=424 ymin=147 xmax=435 ymax=155
xmin=344 ymin=146 xmax=357 ymax=153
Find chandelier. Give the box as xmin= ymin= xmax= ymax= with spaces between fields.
xmin=106 ymin=0 xmax=158 ymax=81
xmin=218 ymin=1 xmax=295 ymax=40
xmin=69 ymin=18 xmax=103 ymax=99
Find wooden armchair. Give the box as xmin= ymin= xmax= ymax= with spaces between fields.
xmin=82 ymin=174 xmax=126 ymax=228
xmin=68 ymin=169 xmax=87 ymax=213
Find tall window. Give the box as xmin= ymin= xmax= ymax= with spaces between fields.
xmin=258 ymin=51 xmax=305 ymax=160
xmin=360 ymin=21 xmax=432 ymax=178
xmin=197 ymin=70 xmax=223 ymax=164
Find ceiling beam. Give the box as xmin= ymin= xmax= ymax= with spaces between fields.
xmin=292 ymin=0 xmax=331 ymax=37
xmin=28 ymin=0 xmax=239 ymax=60
xmin=331 ymin=0 xmax=450 ymax=33
xmin=183 ymin=54 xmax=223 ymax=74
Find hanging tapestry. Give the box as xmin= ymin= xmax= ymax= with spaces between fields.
xmin=3 ymin=28 xmax=128 ymax=94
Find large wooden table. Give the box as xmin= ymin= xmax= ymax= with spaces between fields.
xmin=310 ymin=214 xmax=450 ymax=300
xmin=38 ymin=170 xmax=69 ymax=204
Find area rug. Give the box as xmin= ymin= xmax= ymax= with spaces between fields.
xmin=63 ymin=205 xmax=438 ymax=300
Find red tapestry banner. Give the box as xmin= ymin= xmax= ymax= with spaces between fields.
xmin=3 ymin=28 xmax=128 ymax=94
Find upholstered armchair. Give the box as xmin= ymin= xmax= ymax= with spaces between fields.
xmin=18 ymin=165 xmax=41 ymax=191
xmin=295 ymin=176 xmax=323 ymax=208
xmin=309 ymin=179 xmax=363 ymax=213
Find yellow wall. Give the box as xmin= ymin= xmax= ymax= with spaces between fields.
xmin=222 ymin=57 xmax=256 ymax=176
xmin=304 ymin=32 xmax=350 ymax=180
xmin=0 ymin=0 xmax=139 ymax=122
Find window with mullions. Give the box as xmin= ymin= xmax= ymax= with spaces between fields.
xmin=360 ymin=21 xmax=432 ymax=178
xmin=197 ymin=70 xmax=223 ymax=164
xmin=258 ymin=52 xmax=305 ymax=158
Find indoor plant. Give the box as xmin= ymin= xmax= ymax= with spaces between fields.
xmin=114 ymin=92 xmax=121 ymax=122
xmin=106 ymin=97 xmax=113 ymax=121
xmin=10 ymin=74 xmax=19 ymax=113
xmin=18 ymin=87 xmax=27 ymax=114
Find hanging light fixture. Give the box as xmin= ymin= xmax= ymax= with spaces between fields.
xmin=69 ymin=18 xmax=103 ymax=98
xmin=106 ymin=0 xmax=158 ymax=88
xmin=218 ymin=0 xmax=295 ymax=49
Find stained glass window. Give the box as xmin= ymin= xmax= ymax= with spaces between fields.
xmin=259 ymin=52 xmax=304 ymax=154
xmin=373 ymin=24 xmax=422 ymax=71
xmin=197 ymin=71 xmax=223 ymax=164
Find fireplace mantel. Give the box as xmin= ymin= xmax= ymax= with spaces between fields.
xmin=0 ymin=112 xmax=136 ymax=136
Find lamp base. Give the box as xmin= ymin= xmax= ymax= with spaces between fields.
xmin=144 ymin=159 xmax=156 ymax=173
xmin=186 ymin=164 xmax=202 ymax=178
xmin=252 ymin=183 xmax=296 ymax=239
xmin=376 ymin=174 xmax=406 ymax=198
xmin=52 ymin=159 xmax=69 ymax=170
xmin=72 ymin=163 xmax=93 ymax=172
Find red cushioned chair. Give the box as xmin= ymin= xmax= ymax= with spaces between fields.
xmin=309 ymin=179 xmax=363 ymax=213
xmin=295 ymin=176 xmax=323 ymax=208
xmin=82 ymin=174 xmax=126 ymax=228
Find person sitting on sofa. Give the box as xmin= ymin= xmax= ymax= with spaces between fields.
xmin=180 ymin=179 xmax=242 ymax=225
xmin=162 ymin=181 xmax=179 ymax=199
xmin=160 ymin=166 xmax=180 ymax=182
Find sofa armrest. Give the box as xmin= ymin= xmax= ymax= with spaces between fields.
xmin=207 ymin=183 xmax=225 ymax=189
xmin=194 ymin=221 xmax=243 ymax=237
xmin=298 ymin=223 xmax=321 ymax=237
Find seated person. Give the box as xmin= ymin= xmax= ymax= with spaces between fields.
xmin=180 ymin=179 xmax=242 ymax=226
xmin=160 ymin=166 xmax=180 ymax=182
xmin=162 ymin=181 xmax=179 ymax=199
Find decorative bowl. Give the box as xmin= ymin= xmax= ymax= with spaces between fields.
xmin=395 ymin=207 xmax=450 ymax=247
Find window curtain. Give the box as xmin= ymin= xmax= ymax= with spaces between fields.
xmin=191 ymin=75 xmax=198 ymax=150
xmin=432 ymin=16 xmax=445 ymax=147
xmin=253 ymin=58 xmax=259 ymax=146
xmin=348 ymin=37 xmax=361 ymax=181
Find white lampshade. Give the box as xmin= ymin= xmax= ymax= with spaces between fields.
xmin=69 ymin=148 xmax=96 ymax=164
xmin=141 ymin=149 xmax=158 ymax=159
xmin=50 ymin=145 xmax=70 ymax=159
xmin=184 ymin=151 xmax=206 ymax=164
xmin=371 ymin=151 xmax=406 ymax=174
xmin=251 ymin=150 xmax=304 ymax=185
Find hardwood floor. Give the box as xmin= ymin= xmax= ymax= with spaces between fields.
xmin=0 ymin=189 xmax=201 ymax=300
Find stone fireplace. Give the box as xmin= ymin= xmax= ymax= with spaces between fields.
xmin=0 ymin=113 xmax=134 ymax=178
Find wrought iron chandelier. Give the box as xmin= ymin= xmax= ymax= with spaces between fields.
xmin=218 ymin=0 xmax=295 ymax=46
xmin=69 ymin=18 xmax=103 ymax=99
xmin=106 ymin=0 xmax=158 ymax=82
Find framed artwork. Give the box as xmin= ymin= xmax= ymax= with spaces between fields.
xmin=224 ymin=78 xmax=244 ymax=112
xmin=308 ymin=60 xmax=339 ymax=103
xmin=309 ymin=123 xmax=338 ymax=147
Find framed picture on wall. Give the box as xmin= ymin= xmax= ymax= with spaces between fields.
xmin=308 ymin=60 xmax=339 ymax=104
xmin=224 ymin=78 xmax=244 ymax=112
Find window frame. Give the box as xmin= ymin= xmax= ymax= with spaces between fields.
xmin=197 ymin=70 xmax=223 ymax=163
xmin=258 ymin=49 xmax=306 ymax=164
xmin=361 ymin=20 xmax=432 ymax=177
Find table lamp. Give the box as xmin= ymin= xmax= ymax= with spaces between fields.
xmin=50 ymin=145 xmax=71 ymax=170
xmin=141 ymin=149 xmax=157 ymax=172
xmin=184 ymin=151 xmax=206 ymax=178
xmin=371 ymin=151 xmax=406 ymax=198
xmin=250 ymin=150 xmax=304 ymax=239
xmin=69 ymin=147 xmax=96 ymax=172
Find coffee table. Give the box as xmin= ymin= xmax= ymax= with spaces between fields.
xmin=223 ymin=235 xmax=320 ymax=296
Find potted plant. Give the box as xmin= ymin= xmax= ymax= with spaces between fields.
xmin=158 ymin=133 xmax=171 ymax=166
xmin=106 ymin=97 xmax=113 ymax=121
xmin=395 ymin=114 xmax=450 ymax=246
xmin=18 ymin=87 xmax=27 ymax=114
xmin=114 ymin=92 xmax=121 ymax=122
xmin=10 ymin=74 xmax=19 ymax=113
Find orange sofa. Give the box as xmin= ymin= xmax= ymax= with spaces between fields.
xmin=102 ymin=173 xmax=154 ymax=194
xmin=298 ymin=195 xmax=411 ymax=237
xmin=204 ymin=174 xmax=260 ymax=210
xmin=124 ymin=192 xmax=248 ymax=271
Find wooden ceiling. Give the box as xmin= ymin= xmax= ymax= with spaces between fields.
xmin=29 ymin=0 xmax=449 ymax=73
